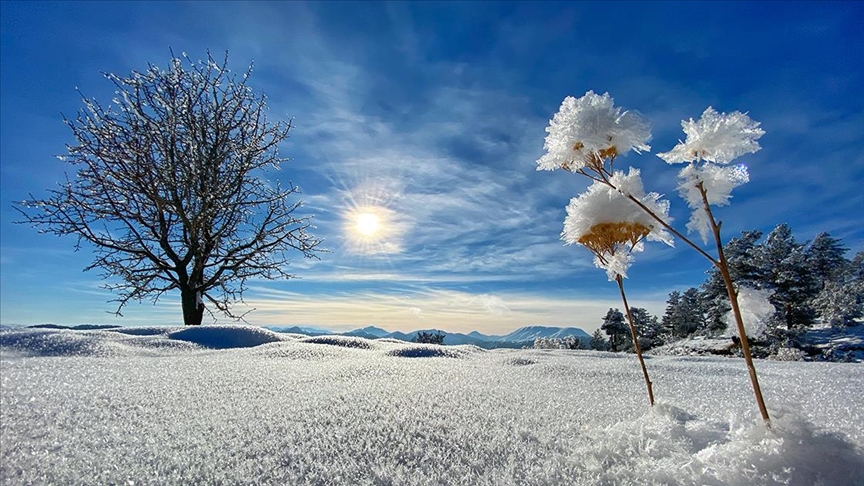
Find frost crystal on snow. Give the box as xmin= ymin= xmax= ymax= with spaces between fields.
xmin=537 ymin=91 xmax=652 ymax=173
xmin=657 ymin=107 xmax=764 ymax=165
xmin=562 ymin=168 xmax=673 ymax=280
xmin=677 ymin=163 xmax=750 ymax=243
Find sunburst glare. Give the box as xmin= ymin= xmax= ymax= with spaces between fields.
xmin=343 ymin=204 xmax=402 ymax=255
xmin=355 ymin=212 xmax=380 ymax=236
xmin=338 ymin=180 xmax=407 ymax=257
xmin=328 ymin=170 xmax=408 ymax=256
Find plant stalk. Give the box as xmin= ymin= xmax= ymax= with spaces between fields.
xmin=592 ymin=166 xmax=719 ymax=265
xmin=697 ymin=182 xmax=771 ymax=425
xmin=616 ymin=274 xmax=655 ymax=407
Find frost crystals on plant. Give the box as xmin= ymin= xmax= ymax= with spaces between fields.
xmin=562 ymin=169 xmax=673 ymax=281
xmin=537 ymin=91 xmax=651 ymax=174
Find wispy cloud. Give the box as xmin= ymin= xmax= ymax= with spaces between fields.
xmin=2 ymin=1 xmax=860 ymax=328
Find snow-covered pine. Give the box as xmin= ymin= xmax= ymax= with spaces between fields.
xmin=661 ymin=287 xmax=706 ymax=339
xmin=589 ymin=328 xmax=609 ymax=351
xmin=629 ymin=307 xmax=661 ymax=351
xmin=755 ymin=223 xmax=819 ymax=329
xmin=601 ymin=308 xmax=629 ymax=352
xmin=805 ymin=232 xmax=850 ymax=288
xmin=811 ymin=281 xmax=863 ymax=328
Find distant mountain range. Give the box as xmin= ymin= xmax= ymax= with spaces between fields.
xmin=263 ymin=325 xmax=591 ymax=349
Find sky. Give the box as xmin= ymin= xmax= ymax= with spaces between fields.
xmin=1 ymin=1 xmax=862 ymax=334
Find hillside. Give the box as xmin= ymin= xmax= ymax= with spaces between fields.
xmin=263 ymin=324 xmax=592 ymax=349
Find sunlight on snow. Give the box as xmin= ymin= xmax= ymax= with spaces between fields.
xmin=1 ymin=325 xmax=863 ymax=484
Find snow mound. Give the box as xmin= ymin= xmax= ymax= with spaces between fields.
xmin=807 ymin=325 xmax=864 ymax=362
xmin=300 ymin=335 xmax=374 ymax=349
xmin=0 ymin=329 xmax=116 ymax=357
xmin=697 ymin=408 xmax=864 ymax=485
xmin=167 ymin=325 xmax=286 ymax=349
xmin=574 ymin=404 xmax=864 ymax=484
xmin=388 ymin=345 xmax=462 ymax=358
xmin=649 ymin=336 xmax=736 ymax=357
xmin=110 ymin=326 xmax=176 ymax=336
xmin=273 ymin=333 xmax=311 ymax=341
xmin=376 ymin=337 xmax=410 ymax=344
xmin=0 ymin=328 xmax=205 ymax=357
xmin=245 ymin=342 xmax=350 ymax=360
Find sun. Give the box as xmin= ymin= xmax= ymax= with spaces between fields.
xmin=339 ymin=185 xmax=404 ymax=255
xmin=355 ymin=212 xmax=380 ymax=236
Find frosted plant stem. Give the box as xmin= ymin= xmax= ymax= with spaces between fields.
xmin=594 ymin=163 xmax=769 ymax=423
xmin=616 ymin=274 xmax=655 ymax=407
xmin=622 ymin=192 xmax=717 ymax=265
xmin=697 ymin=182 xmax=771 ymax=425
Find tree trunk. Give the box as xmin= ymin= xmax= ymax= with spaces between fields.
xmin=181 ymin=287 xmax=204 ymax=326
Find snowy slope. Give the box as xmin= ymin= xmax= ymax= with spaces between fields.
xmin=497 ymin=325 xmax=591 ymax=342
xmin=342 ymin=326 xmax=391 ymax=338
xmin=1 ymin=325 xmax=863 ymax=485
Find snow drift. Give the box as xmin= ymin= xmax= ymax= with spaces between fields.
xmin=1 ymin=325 xmax=862 ymax=485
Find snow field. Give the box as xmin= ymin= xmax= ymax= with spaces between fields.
xmin=1 ymin=326 xmax=863 ymax=485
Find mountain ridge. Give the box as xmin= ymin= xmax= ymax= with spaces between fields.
xmin=263 ymin=325 xmax=591 ymax=348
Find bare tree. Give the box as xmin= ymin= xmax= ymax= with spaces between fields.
xmin=15 ymin=52 xmax=322 ymax=325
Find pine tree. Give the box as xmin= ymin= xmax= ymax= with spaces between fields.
xmin=672 ymin=288 xmax=705 ymax=337
xmin=812 ymin=281 xmax=863 ymax=328
xmin=415 ymin=331 xmax=445 ymax=345
xmin=756 ymin=224 xmax=819 ymax=329
xmin=852 ymin=251 xmax=864 ymax=282
xmin=589 ymin=329 xmax=609 ymax=351
xmin=661 ymin=290 xmax=681 ymax=333
xmin=702 ymin=230 xmax=762 ymax=332
xmin=661 ymin=289 xmax=706 ymax=340
xmin=806 ymin=232 xmax=849 ymax=290
xmin=601 ymin=308 xmax=628 ymax=352
xmin=625 ymin=307 xmax=660 ymax=351
xmin=810 ymin=247 xmax=864 ymax=328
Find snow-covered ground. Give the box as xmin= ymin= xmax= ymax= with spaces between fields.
xmin=650 ymin=324 xmax=864 ymax=363
xmin=1 ymin=326 xmax=863 ymax=485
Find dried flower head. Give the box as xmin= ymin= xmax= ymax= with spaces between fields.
xmin=658 ymin=107 xmax=764 ymax=165
xmin=577 ymin=221 xmax=651 ymax=256
xmin=562 ymin=168 xmax=673 ymax=280
xmin=537 ymin=91 xmax=652 ymax=173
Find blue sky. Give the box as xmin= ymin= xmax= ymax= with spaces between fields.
xmin=1 ymin=1 xmax=862 ymax=334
